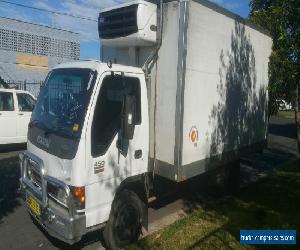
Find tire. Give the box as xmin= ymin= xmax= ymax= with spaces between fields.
xmin=103 ymin=189 xmax=143 ymax=250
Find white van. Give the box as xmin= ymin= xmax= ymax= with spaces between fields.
xmin=0 ymin=88 xmax=36 ymax=144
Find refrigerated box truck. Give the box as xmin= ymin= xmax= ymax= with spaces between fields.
xmin=19 ymin=0 xmax=272 ymax=249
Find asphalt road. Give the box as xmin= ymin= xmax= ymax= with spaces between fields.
xmin=0 ymin=116 xmax=298 ymax=250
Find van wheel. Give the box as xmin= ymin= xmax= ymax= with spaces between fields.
xmin=103 ymin=189 xmax=143 ymax=250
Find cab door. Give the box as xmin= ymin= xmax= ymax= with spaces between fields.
xmin=85 ymin=72 xmax=149 ymax=227
xmin=16 ymin=92 xmax=36 ymax=141
xmin=0 ymin=91 xmax=17 ymax=144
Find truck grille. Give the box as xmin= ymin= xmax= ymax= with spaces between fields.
xmin=26 ymin=159 xmax=42 ymax=189
xmin=98 ymin=4 xmax=138 ymax=39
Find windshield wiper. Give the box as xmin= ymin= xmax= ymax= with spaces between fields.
xmin=29 ymin=119 xmax=54 ymax=136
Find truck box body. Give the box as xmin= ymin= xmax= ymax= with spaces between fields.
xmin=101 ymin=0 xmax=272 ymax=182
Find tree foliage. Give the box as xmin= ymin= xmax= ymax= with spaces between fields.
xmin=249 ymin=0 xmax=300 ymax=114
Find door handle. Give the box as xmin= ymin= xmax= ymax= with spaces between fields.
xmin=134 ymin=150 xmax=142 ymax=159
xmin=18 ymin=113 xmax=24 ymax=116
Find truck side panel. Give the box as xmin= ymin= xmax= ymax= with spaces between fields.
xmin=151 ymin=1 xmax=180 ymax=167
xmin=180 ymin=0 xmax=272 ymax=179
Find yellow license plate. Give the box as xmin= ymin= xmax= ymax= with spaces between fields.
xmin=26 ymin=194 xmax=41 ymax=216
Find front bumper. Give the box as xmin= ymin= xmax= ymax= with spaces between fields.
xmin=20 ymin=183 xmax=86 ymax=244
xmin=19 ymin=151 xmax=86 ymax=245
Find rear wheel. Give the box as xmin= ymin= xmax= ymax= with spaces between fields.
xmin=103 ymin=190 xmax=143 ymax=250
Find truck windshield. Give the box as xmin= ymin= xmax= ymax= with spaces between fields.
xmin=31 ymin=68 xmax=96 ymax=138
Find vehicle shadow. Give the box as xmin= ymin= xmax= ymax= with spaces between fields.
xmin=182 ymin=161 xmax=300 ymax=249
xmin=136 ymin=155 xmax=300 ymax=249
xmin=268 ymin=119 xmax=296 ymax=139
xmin=0 ymin=143 xmax=26 ymax=153
xmin=0 ymin=155 xmax=22 ymax=222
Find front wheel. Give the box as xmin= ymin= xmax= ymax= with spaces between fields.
xmin=103 ymin=190 xmax=143 ymax=250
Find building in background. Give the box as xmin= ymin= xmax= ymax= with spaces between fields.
xmin=0 ymin=16 xmax=80 ymax=96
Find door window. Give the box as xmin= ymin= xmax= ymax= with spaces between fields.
xmin=91 ymin=75 xmax=141 ymax=157
xmin=0 ymin=92 xmax=14 ymax=111
xmin=17 ymin=93 xmax=36 ymax=112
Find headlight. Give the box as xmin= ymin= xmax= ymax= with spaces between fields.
xmin=47 ymin=182 xmax=68 ymax=208
xmin=57 ymin=188 xmax=68 ymax=206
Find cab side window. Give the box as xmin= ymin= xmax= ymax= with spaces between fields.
xmin=0 ymin=92 xmax=14 ymax=111
xmin=91 ymin=75 xmax=141 ymax=157
xmin=17 ymin=93 xmax=36 ymax=112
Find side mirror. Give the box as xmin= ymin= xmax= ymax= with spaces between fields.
xmin=122 ymin=95 xmax=136 ymax=140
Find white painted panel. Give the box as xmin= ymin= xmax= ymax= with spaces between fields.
xmin=0 ymin=91 xmax=18 ymax=144
xmin=182 ymin=1 xmax=272 ymax=165
xmin=153 ymin=1 xmax=180 ymax=164
xmin=0 ymin=112 xmax=17 ymax=144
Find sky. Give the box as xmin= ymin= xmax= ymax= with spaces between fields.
xmin=0 ymin=0 xmax=250 ymax=60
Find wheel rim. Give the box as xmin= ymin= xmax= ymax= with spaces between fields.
xmin=114 ymin=203 xmax=140 ymax=245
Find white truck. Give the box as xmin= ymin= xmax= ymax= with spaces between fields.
xmin=19 ymin=0 xmax=272 ymax=249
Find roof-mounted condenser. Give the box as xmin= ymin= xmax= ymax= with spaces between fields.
xmin=99 ymin=0 xmax=157 ymax=47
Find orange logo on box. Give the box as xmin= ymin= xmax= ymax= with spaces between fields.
xmin=189 ymin=126 xmax=198 ymax=146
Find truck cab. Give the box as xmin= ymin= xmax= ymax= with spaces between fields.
xmin=20 ymin=60 xmax=149 ymax=247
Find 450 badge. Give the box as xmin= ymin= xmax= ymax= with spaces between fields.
xmin=94 ymin=161 xmax=105 ymax=174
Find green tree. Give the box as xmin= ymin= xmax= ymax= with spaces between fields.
xmin=249 ymin=0 xmax=300 ymax=151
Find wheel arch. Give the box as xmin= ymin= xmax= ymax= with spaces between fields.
xmin=114 ymin=173 xmax=149 ymax=229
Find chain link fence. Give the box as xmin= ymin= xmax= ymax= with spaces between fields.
xmin=6 ymin=80 xmax=43 ymax=97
